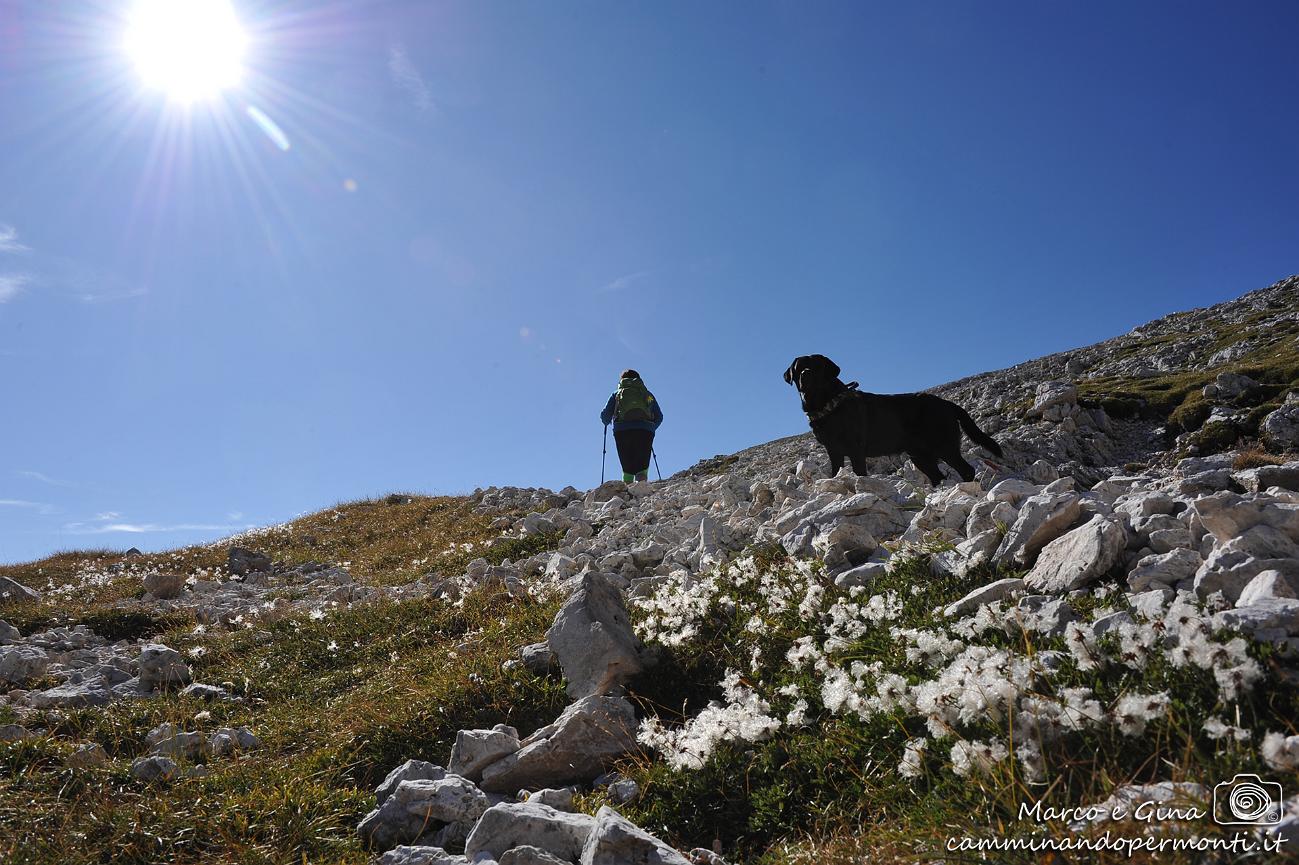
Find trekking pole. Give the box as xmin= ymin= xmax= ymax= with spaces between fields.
xmin=652 ymin=449 xmax=662 ymax=482
xmin=601 ymin=425 xmax=608 ymax=484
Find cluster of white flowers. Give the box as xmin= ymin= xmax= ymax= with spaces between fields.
xmin=949 ymin=738 xmax=1010 ymax=778
xmin=633 ymin=552 xmax=1277 ymax=786
xmin=637 ymin=670 xmax=781 ymax=770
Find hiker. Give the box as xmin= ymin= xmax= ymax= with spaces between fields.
xmin=600 ymin=369 xmax=663 ymax=483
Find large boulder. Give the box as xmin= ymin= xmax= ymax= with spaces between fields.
xmin=994 ymin=493 xmax=1083 ymax=568
xmin=479 ymin=696 xmax=638 ymax=794
xmin=546 ymin=573 xmax=648 ymax=699
xmin=358 ymin=776 xmax=489 ymax=851
xmin=464 ymin=801 xmax=596 ymax=863
xmin=0 ymin=644 xmax=49 ymax=684
xmin=580 ymin=806 xmax=692 ymax=865
xmin=1024 ymin=515 xmax=1127 ymax=594
xmin=0 ymin=576 xmax=40 ymax=604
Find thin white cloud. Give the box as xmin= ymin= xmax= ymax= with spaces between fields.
xmin=17 ymin=470 xmax=76 ymax=488
xmin=0 ymin=498 xmax=56 ymax=515
xmin=226 ymin=511 xmax=244 ymax=521
xmin=0 ymin=274 xmax=29 ymax=302
xmin=388 ymin=44 xmax=433 ymax=112
xmin=77 ymin=286 xmax=147 ymax=304
xmin=93 ymin=511 xmax=122 ymax=521
xmin=64 ymin=521 xmax=250 ymax=535
xmin=598 ymin=270 xmax=650 ymax=294
xmin=0 ymin=224 xmax=28 ymax=254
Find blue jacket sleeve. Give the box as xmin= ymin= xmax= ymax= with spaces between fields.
xmin=600 ymin=393 xmax=616 ymax=426
xmin=651 ymin=396 xmax=663 ymax=429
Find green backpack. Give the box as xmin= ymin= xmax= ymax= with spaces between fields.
xmin=615 ymin=378 xmax=655 ymax=423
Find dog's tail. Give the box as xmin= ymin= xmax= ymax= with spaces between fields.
xmin=957 ymin=407 xmax=1004 ymax=458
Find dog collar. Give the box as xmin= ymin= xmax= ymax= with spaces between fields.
xmin=805 ymin=382 xmax=858 ymax=425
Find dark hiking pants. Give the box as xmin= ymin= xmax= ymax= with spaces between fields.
xmin=614 ymin=429 xmax=654 ymax=481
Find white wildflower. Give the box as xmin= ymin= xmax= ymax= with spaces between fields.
xmin=950 ymin=738 xmax=1009 ymax=778
xmin=1203 ymin=715 xmax=1252 ymax=743
xmin=898 ymin=737 xmax=928 ymax=779
xmin=1112 ymin=691 xmax=1169 ymax=736
xmin=1261 ymin=732 xmax=1299 ymax=770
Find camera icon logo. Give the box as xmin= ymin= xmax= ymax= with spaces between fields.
xmin=1213 ymin=774 xmax=1283 ymax=826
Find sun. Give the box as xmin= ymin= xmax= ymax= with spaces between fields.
xmin=125 ymin=0 xmax=248 ymax=102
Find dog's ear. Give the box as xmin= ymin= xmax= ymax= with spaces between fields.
xmin=783 ymin=359 xmax=798 ymax=386
xmin=811 ymin=354 xmax=840 ymax=379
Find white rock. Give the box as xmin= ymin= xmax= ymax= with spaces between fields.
xmin=1216 ymin=598 xmax=1299 ymax=636
xmin=24 ymin=680 xmax=112 ymax=709
xmin=464 ymin=801 xmax=596 ymax=863
xmin=546 ymin=573 xmax=648 ymax=699
xmin=1189 ymin=492 xmax=1299 ymax=545
xmin=525 ymin=788 xmax=576 ymax=811
xmin=209 ymin=726 xmax=260 ymax=757
xmin=500 ymin=845 xmax=570 ymax=865
xmin=479 ymin=696 xmax=638 ymax=794
xmin=378 ymin=847 xmax=468 ymax=865
xmin=0 ymin=645 xmax=50 ymax=685
xmin=1126 ymin=548 xmax=1202 ymax=592
xmin=376 ymin=761 xmax=448 ymax=807
xmin=449 ymin=727 xmax=521 ymax=783
xmin=1194 ymin=525 xmax=1299 ymax=602
xmin=986 ymin=478 xmax=1041 ymax=504
xmin=994 ymin=493 xmax=1083 ymax=568
xmin=137 ymin=644 xmax=192 ymax=689
xmin=0 ymin=576 xmax=41 ymax=604
xmin=943 ymin=578 xmax=1024 ymax=618
xmin=359 ymin=776 xmax=490 ymax=851
xmin=1024 ymin=515 xmax=1127 ymax=593
xmin=130 ymin=755 xmax=178 ymax=782
xmin=580 ymin=805 xmax=691 ymax=865
xmin=1262 ymin=397 xmax=1299 ymax=452
xmin=1238 ymin=570 xmax=1299 ymax=607
xmin=66 ymin=742 xmax=109 ymax=768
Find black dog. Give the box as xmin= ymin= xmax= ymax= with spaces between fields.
xmin=784 ymin=354 xmax=1003 ymax=486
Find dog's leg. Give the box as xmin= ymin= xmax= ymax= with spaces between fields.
xmin=911 ymin=453 xmax=946 ymax=487
xmin=946 ymin=452 xmax=977 ymax=483
xmin=849 ymin=452 xmax=869 ymax=476
xmin=828 ymin=449 xmax=845 ymax=476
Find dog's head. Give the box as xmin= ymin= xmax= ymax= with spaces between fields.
xmin=783 ymin=355 xmax=841 ymax=406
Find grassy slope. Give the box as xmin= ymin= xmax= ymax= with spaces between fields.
xmin=3 ymin=494 xmax=1299 ymax=864
xmin=0 ymin=497 xmax=568 ymax=865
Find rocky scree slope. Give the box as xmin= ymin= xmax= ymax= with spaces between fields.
xmin=2 ymin=274 xmax=1299 ymax=863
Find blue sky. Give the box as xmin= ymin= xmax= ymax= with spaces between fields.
xmin=2 ymin=1 xmax=1297 ymax=564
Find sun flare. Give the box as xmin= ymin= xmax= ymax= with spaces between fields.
xmin=125 ymin=0 xmax=248 ymax=102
